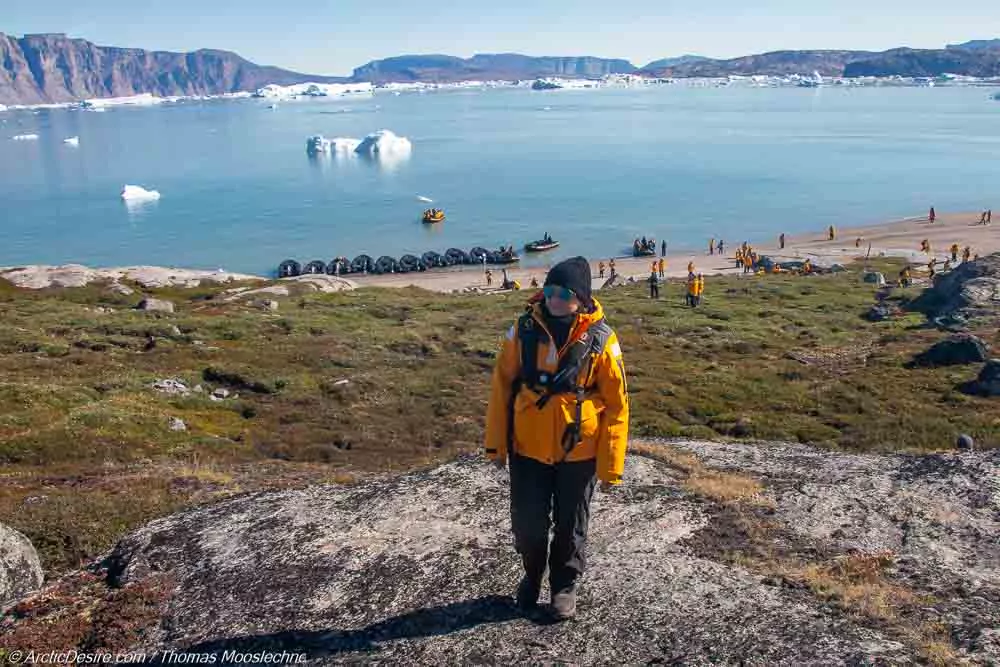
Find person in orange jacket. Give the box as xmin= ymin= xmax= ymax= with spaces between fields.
xmin=658 ymin=257 xmax=665 ymax=278
xmin=485 ymin=257 xmax=629 ymax=621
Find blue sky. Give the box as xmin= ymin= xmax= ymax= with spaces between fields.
xmin=5 ymin=1 xmax=1000 ymax=75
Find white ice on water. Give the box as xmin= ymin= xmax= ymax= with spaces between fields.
xmin=12 ymin=133 xmax=39 ymax=141
xmin=121 ymin=185 xmax=161 ymax=201
xmin=63 ymin=136 xmax=80 ymax=146
xmin=254 ymin=82 xmax=374 ymax=99
xmin=306 ymin=130 xmax=411 ymax=168
xmin=417 ymin=195 xmax=433 ymax=203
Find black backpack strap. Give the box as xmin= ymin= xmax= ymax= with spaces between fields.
xmin=555 ymin=320 xmax=612 ymax=460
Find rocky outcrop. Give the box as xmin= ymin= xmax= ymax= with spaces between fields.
xmin=5 ymin=442 xmax=986 ymax=662
xmin=0 ymin=33 xmax=345 ymax=105
xmin=0 ymin=265 xmax=264 ymax=289
xmin=642 ymin=50 xmax=880 ymax=78
xmin=969 ymin=359 xmax=1000 ymax=397
xmin=909 ymin=253 xmax=1000 ymax=321
xmin=1 ymin=523 xmax=44 ymax=609
xmin=351 ymin=53 xmax=636 ymax=83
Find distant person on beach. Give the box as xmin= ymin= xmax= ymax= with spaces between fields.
xmin=988 ymin=210 xmax=992 ymax=224
xmin=694 ymin=274 xmax=704 ymax=306
xmin=686 ymin=273 xmax=696 ymax=307
xmin=980 ymin=212 xmax=988 ymax=225
xmin=717 ymin=240 xmax=724 ymax=255
xmin=658 ymin=258 xmax=665 ymax=278
xmin=486 ymin=269 xmax=494 ymax=287
xmin=779 ymin=233 xmax=785 ymax=250
xmin=899 ymin=266 xmax=912 ymax=287
xmin=962 ymin=246 xmax=971 ymax=263
xmin=687 ymin=261 xmax=695 ymax=275
xmin=928 ymin=258 xmax=938 ymax=279
xmin=943 ymin=259 xmax=952 ymax=272
xmin=709 ymin=238 xmax=715 ymax=256
xmin=828 ymin=225 xmax=836 ymax=241
xmin=649 ymin=270 xmax=660 ymax=299
xmin=485 ymin=256 xmax=629 ymax=621
xmin=598 ymin=261 xmax=605 ymax=279
xmin=920 ymin=239 xmax=930 ymax=254
xmin=951 ymin=244 xmax=959 ymax=262
xmin=609 ymin=258 xmax=617 ymax=280
xmin=929 ymin=207 xmax=936 ymax=223
xmin=530 ymin=276 xmax=539 ymax=288
xmin=803 ymin=259 xmax=813 ymax=275
xmin=855 ymin=237 xmax=862 ymax=248
xmin=661 ymin=240 xmax=667 ymax=257
xmin=651 ymin=260 xmax=658 ymax=274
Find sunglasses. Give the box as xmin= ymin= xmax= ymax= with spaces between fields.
xmin=542 ymin=285 xmax=576 ymax=301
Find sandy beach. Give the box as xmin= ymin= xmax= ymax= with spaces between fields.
xmin=348 ymin=210 xmax=1000 ymax=293
xmin=2 ymin=211 xmax=995 ymax=292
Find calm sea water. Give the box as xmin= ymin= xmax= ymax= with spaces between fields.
xmin=1 ymin=86 xmax=998 ymax=275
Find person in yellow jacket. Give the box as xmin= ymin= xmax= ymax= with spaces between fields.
xmin=658 ymin=257 xmax=665 ymax=278
xmin=694 ymin=273 xmax=705 ymax=305
xmin=950 ymin=243 xmax=959 ymax=262
xmin=485 ymin=256 xmax=629 ymax=621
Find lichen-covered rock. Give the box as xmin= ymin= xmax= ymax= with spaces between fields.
xmin=0 ymin=523 xmax=44 ymax=609
xmin=90 ymin=444 xmax=1000 ymax=664
xmin=974 ymin=359 xmax=1000 ymax=397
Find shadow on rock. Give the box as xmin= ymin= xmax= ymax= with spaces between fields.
xmin=155 ymin=595 xmax=522 ymax=661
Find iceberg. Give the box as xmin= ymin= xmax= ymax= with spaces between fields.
xmin=63 ymin=136 xmax=80 ymax=146
xmin=355 ymin=129 xmax=412 ymax=158
xmin=121 ymin=185 xmax=161 ymax=201
xmin=0 ymin=104 xmax=7 ymax=112
xmin=417 ymin=195 xmax=434 ymax=203
xmin=254 ymin=82 xmax=374 ymax=99
xmin=307 ymin=135 xmax=362 ymax=156
xmin=80 ymin=94 xmax=164 ymax=109
xmin=12 ymin=133 xmax=39 ymax=141
xmin=306 ymin=130 xmax=411 ymax=168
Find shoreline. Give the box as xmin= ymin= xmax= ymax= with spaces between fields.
xmin=2 ymin=211 xmax=996 ymax=292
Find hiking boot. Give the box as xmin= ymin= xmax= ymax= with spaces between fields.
xmin=550 ymin=586 xmax=577 ymax=620
xmin=515 ymin=576 xmax=541 ymax=611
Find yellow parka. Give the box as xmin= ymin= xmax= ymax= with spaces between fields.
xmin=485 ymin=298 xmax=630 ymax=484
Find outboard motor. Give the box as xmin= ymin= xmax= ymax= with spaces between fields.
xmin=351 ymin=254 xmax=373 ymax=273
xmin=304 ymin=260 xmax=326 ymax=275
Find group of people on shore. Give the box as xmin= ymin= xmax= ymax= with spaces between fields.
xmin=646 ymin=261 xmax=704 ymax=306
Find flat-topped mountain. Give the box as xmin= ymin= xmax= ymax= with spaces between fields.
xmin=350 ymin=53 xmax=636 ymax=83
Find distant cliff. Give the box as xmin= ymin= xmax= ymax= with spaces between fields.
xmin=640 ymin=50 xmax=879 ymax=78
xmin=351 ymin=53 xmax=636 ymax=83
xmin=0 ymin=33 xmax=346 ymax=105
xmin=843 ymin=48 xmax=1000 ymax=78
xmin=640 ymin=45 xmax=1000 ymax=78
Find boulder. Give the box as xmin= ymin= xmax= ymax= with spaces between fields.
xmin=910 ymin=334 xmax=989 ymax=367
xmin=865 ymin=304 xmax=894 ymax=322
xmin=152 ymin=379 xmax=189 ymax=395
xmin=257 ymin=299 xmax=279 ymax=312
xmin=863 ymin=272 xmax=886 ymax=286
xmin=136 ymin=297 xmax=175 ymax=314
xmin=1 ymin=523 xmax=44 ymax=609
xmin=108 ymin=281 xmax=135 ymax=296
xmin=168 ymin=417 xmax=187 ymax=432
xmin=909 ymin=253 xmax=1000 ymax=320
xmin=956 ymin=434 xmax=975 ymax=450
xmin=973 ymin=359 xmax=1000 ymax=397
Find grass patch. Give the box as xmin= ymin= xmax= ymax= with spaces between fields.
xmin=0 ymin=259 xmax=996 ymax=575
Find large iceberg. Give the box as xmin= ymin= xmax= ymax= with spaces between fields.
xmin=306 ymin=130 xmax=411 ymax=168
xmin=255 ymin=82 xmax=374 ymax=99
xmin=80 ymin=94 xmax=164 ymax=109
xmin=121 ymin=184 xmax=161 ymax=201
xmin=12 ymin=133 xmax=39 ymax=141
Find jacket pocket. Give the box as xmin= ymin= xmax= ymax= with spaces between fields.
xmin=513 ymin=389 xmax=550 ymax=455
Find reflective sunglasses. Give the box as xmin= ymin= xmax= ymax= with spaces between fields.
xmin=542 ymin=285 xmax=576 ymax=301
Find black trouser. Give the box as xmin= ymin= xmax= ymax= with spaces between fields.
xmin=650 ymin=283 xmax=659 ymax=298
xmin=509 ymin=454 xmax=598 ymax=594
